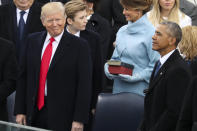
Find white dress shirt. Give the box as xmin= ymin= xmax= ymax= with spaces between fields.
xmin=41 ymin=30 xmax=64 ymax=95
xmin=16 ymin=8 xmax=30 ymax=26
xmin=66 ymin=26 xmax=80 ymax=37
xmin=159 ymin=49 xmax=175 ymax=68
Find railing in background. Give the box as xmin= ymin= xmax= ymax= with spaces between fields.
xmin=0 ymin=120 xmax=51 ymax=131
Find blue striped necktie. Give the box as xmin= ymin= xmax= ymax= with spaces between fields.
xmin=18 ymin=11 xmax=26 ymax=40
xmin=154 ymin=61 xmax=161 ymax=77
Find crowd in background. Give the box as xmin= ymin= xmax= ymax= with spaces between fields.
xmin=0 ymin=0 xmax=197 ymax=131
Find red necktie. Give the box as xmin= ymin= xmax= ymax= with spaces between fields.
xmin=37 ymin=37 xmax=55 ymax=110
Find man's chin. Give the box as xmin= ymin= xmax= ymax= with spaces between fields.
xmin=152 ymin=47 xmax=158 ymax=51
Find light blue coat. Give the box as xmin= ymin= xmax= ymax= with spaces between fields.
xmin=105 ymin=14 xmax=159 ymax=96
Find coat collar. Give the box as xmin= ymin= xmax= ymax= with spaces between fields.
xmin=89 ymin=13 xmax=99 ymax=24
xmin=48 ymin=31 xmax=71 ymax=71
xmin=148 ymin=49 xmax=181 ymax=92
xmin=34 ymin=31 xmax=72 ymax=73
xmin=126 ymin=14 xmax=153 ymax=34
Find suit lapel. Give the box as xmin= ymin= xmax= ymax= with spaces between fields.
xmin=24 ymin=2 xmax=41 ymax=36
xmin=148 ymin=50 xmax=180 ymax=92
xmin=149 ymin=61 xmax=159 ymax=85
xmin=48 ymin=31 xmax=71 ymax=71
xmin=11 ymin=4 xmax=18 ymax=44
xmin=34 ymin=32 xmax=47 ymax=73
xmin=149 ymin=66 xmax=165 ymax=90
xmin=24 ymin=4 xmax=34 ymax=37
xmin=29 ymin=32 xmax=46 ymax=95
xmin=87 ymin=13 xmax=99 ymax=32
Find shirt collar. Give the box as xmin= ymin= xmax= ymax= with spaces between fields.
xmin=160 ymin=49 xmax=175 ymax=65
xmin=66 ymin=26 xmax=80 ymax=37
xmin=16 ymin=8 xmax=30 ymax=15
xmin=87 ymin=14 xmax=92 ymax=20
xmin=46 ymin=30 xmax=64 ymax=43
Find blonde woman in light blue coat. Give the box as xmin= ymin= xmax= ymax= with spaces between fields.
xmin=104 ymin=0 xmax=159 ymax=96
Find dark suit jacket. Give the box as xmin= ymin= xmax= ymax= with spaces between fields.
xmin=0 ymin=37 xmax=17 ymax=121
xmin=96 ymin=0 xmax=126 ymax=60
xmin=96 ymin=0 xmax=126 ymax=31
xmin=139 ymin=50 xmax=192 ymax=131
xmin=180 ymin=0 xmax=197 ymax=26
xmin=176 ymin=76 xmax=197 ymax=131
xmin=86 ymin=13 xmax=111 ymax=61
xmin=80 ymin=29 xmax=103 ymax=109
xmin=189 ymin=57 xmax=197 ymax=76
xmin=0 ymin=2 xmax=44 ymax=62
xmin=1 ymin=0 xmax=12 ymax=5
xmin=182 ymin=57 xmax=197 ymax=76
xmin=96 ymin=0 xmax=126 ymax=39
xmin=14 ymin=31 xmax=92 ymax=131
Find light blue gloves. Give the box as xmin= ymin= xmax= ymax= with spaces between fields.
xmin=104 ymin=63 xmax=143 ymax=82
xmin=118 ymin=74 xmax=142 ymax=82
xmin=104 ymin=63 xmax=119 ymax=80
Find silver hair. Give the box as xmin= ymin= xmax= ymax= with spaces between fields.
xmin=160 ymin=21 xmax=182 ymax=46
xmin=40 ymin=2 xmax=66 ymax=21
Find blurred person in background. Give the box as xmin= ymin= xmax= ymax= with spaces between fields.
xmin=96 ymin=0 xmax=127 ymax=54
xmin=0 ymin=38 xmax=17 ymax=122
xmin=178 ymin=25 xmax=197 ymax=76
xmin=82 ymin=0 xmax=112 ymax=92
xmin=0 ymin=0 xmax=44 ymax=62
xmin=176 ymin=76 xmax=197 ymax=131
xmin=0 ymin=0 xmax=44 ymax=123
xmin=176 ymin=26 xmax=197 ymax=131
xmin=83 ymin=0 xmax=111 ymax=63
xmin=148 ymin=0 xmax=192 ymax=27
xmin=96 ymin=0 xmax=127 ymax=92
xmin=180 ymin=0 xmax=197 ymax=26
xmin=0 ymin=0 xmax=12 ymax=5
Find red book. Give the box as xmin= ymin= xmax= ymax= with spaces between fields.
xmin=107 ymin=60 xmax=134 ymax=76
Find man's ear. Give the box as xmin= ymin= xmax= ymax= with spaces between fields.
xmin=169 ymin=37 xmax=176 ymax=46
xmin=67 ymin=18 xmax=73 ymax=25
xmin=41 ymin=19 xmax=46 ymax=27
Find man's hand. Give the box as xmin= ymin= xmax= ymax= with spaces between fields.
xmin=16 ymin=114 xmax=26 ymax=125
xmin=71 ymin=121 xmax=84 ymax=131
xmin=91 ymin=109 xmax=96 ymax=115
